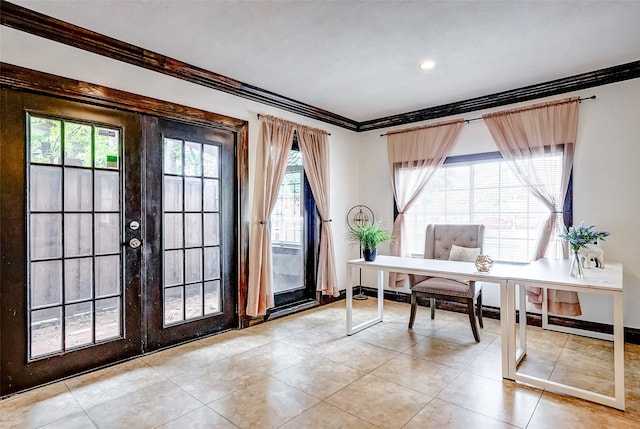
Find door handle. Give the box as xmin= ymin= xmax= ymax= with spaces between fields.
xmin=127 ymin=238 xmax=143 ymax=249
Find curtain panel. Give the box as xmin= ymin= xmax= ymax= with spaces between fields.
xmin=297 ymin=127 xmax=339 ymax=298
xmin=483 ymin=97 xmax=581 ymax=316
xmin=247 ymin=116 xmax=337 ymax=317
xmin=387 ymin=120 xmax=464 ymax=288
xmin=247 ymin=117 xmax=296 ymax=317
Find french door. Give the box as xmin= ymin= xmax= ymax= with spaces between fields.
xmin=0 ymin=90 xmax=238 ymax=396
xmin=270 ymin=142 xmax=319 ymax=311
xmin=143 ymin=117 xmax=236 ymax=351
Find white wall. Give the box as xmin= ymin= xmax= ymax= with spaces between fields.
xmin=357 ymin=79 xmax=640 ymax=328
xmin=3 ymin=25 xmax=640 ymax=328
xmin=0 ymin=26 xmax=360 ymax=305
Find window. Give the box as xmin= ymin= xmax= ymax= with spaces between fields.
xmin=404 ymin=152 xmax=565 ymax=263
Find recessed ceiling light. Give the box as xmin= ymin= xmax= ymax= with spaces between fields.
xmin=420 ymin=60 xmax=436 ymax=71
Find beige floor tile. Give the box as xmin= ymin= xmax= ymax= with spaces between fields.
xmin=480 ymin=317 xmax=503 ymax=335
xmin=565 ymin=333 xmax=614 ymax=354
xmin=169 ymin=356 xmax=269 ymax=403
xmin=4 ymin=300 xmax=640 ymax=428
xmin=524 ymin=325 xmax=570 ymax=348
xmin=403 ymin=397 xmax=516 ymax=429
xmin=141 ymin=340 xmax=227 ymax=378
xmin=291 ymin=304 xmax=350 ymax=327
xmin=209 ymin=377 xmax=319 ymax=429
xmin=371 ymin=354 xmax=461 ymax=396
xmin=513 ymin=341 xmax=564 ymax=380
xmin=405 ymin=336 xmax=486 ymax=369
xmin=197 ymin=329 xmax=273 ymax=357
xmin=354 ymin=323 xmax=425 ymax=352
xmin=528 ymin=392 xmax=640 ymax=429
xmin=437 ymin=372 xmax=541 ymax=427
xmin=246 ymin=317 xmax=313 ymax=340
xmin=279 ymin=327 xmax=349 ymax=355
xmin=65 ymin=358 xmax=166 ymax=409
xmin=624 ymin=387 xmax=640 ymax=420
xmin=326 ymin=373 xmax=433 ymax=429
xmin=85 ymin=379 xmax=202 ymax=429
xmin=229 ymin=341 xmax=314 ymax=374
xmin=159 ymin=405 xmax=239 ymax=428
xmin=431 ymin=320 xmax=499 ymax=345
xmin=279 ymin=401 xmax=379 ymax=429
xmin=274 ymin=355 xmax=366 ymax=399
xmin=464 ymin=349 xmax=504 ymax=381
xmin=555 ymin=347 xmax=614 ymax=381
xmin=39 ymin=411 xmax=97 ymax=429
xmin=548 ymin=366 xmax=614 ymax=397
xmin=0 ymin=382 xmax=84 ymax=429
xmin=322 ymin=339 xmax=400 ymax=372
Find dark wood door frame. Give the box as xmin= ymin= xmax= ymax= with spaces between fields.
xmin=0 ymin=64 xmax=251 ymax=330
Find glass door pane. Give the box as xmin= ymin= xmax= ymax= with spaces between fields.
xmin=27 ymin=115 xmax=123 ymax=359
xmin=271 ymin=150 xmax=304 ymax=293
xmin=162 ymin=138 xmax=222 ymax=325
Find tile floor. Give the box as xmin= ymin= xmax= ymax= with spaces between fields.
xmin=2 ymin=298 xmax=640 ymax=428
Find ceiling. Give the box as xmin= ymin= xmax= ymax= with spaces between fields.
xmin=8 ymin=0 xmax=640 ymax=123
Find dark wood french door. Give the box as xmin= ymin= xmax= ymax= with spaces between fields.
xmin=0 ymin=90 xmax=238 ymax=396
xmin=143 ymin=117 xmax=237 ymax=351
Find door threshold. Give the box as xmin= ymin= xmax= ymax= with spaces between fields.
xmin=266 ymin=299 xmax=319 ymax=321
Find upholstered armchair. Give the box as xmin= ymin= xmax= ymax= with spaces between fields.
xmin=408 ymin=224 xmax=485 ymax=342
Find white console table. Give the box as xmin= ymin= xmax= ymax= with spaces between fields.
xmin=507 ymin=259 xmax=624 ymax=410
xmin=346 ymin=256 xmax=625 ymax=410
xmin=345 ymin=255 xmax=521 ymax=378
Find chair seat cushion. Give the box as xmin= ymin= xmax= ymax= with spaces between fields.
xmin=411 ymin=278 xmax=478 ymax=298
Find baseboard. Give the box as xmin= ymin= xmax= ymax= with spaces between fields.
xmin=338 ymin=286 xmax=640 ymax=345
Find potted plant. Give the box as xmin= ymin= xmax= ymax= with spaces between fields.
xmin=346 ymin=221 xmax=392 ymax=261
xmin=559 ymin=222 xmax=610 ymax=278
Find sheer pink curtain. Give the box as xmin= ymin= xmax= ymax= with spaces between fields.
xmin=387 ymin=120 xmax=464 ymax=288
xmin=298 ymin=127 xmax=339 ymax=297
xmin=247 ymin=116 xmax=295 ymax=317
xmin=483 ymin=97 xmax=581 ymax=316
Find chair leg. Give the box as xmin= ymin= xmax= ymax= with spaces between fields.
xmin=430 ymin=297 xmax=436 ymax=320
xmin=467 ymin=297 xmax=481 ymax=342
xmin=409 ymin=291 xmax=417 ymax=329
xmin=477 ymin=290 xmax=484 ymax=329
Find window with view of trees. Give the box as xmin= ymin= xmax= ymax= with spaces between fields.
xmin=404 ymin=152 xmax=565 ymax=263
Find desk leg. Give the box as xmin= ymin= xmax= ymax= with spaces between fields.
xmin=346 ymin=264 xmax=384 ymax=335
xmin=346 ymin=262 xmax=353 ymax=335
xmin=518 ymin=282 xmax=527 ymax=363
xmin=613 ymin=291 xmax=625 ymax=410
xmin=377 ymin=269 xmax=384 ymax=322
xmin=502 ymin=280 xmax=515 ymax=380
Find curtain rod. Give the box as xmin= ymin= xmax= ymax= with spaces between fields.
xmin=379 ymin=95 xmax=596 ymax=136
xmin=256 ymin=114 xmax=331 ymax=135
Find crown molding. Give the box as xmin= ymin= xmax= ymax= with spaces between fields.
xmin=358 ymin=60 xmax=640 ymax=131
xmin=2 ymin=0 xmax=639 ymax=133
xmin=0 ymin=1 xmax=358 ymax=131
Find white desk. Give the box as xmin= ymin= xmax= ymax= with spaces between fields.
xmin=346 ymin=256 xmax=625 ymax=410
xmin=508 ymin=259 xmax=624 ymax=410
xmin=346 ymin=255 xmax=521 ymax=378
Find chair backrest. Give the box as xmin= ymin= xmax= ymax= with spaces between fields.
xmin=424 ymin=224 xmax=485 ymax=260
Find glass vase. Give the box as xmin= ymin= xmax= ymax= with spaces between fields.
xmin=570 ymin=249 xmax=584 ymax=279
